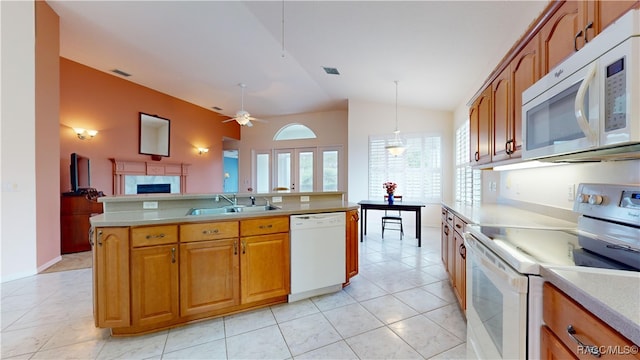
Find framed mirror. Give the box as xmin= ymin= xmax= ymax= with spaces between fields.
xmin=139 ymin=112 xmax=170 ymax=160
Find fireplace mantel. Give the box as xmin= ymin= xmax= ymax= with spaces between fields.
xmin=110 ymin=159 xmax=191 ymax=195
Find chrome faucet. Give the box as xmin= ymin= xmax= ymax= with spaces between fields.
xmin=219 ymin=194 xmax=237 ymax=206
xmin=250 ymin=196 xmax=256 ymax=206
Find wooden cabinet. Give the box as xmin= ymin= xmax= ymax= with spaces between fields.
xmin=93 ymin=227 xmax=130 ymax=328
xmin=179 ymin=221 xmax=240 ymax=317
xmin=453 ymin=230 xmax=466 ymax=310
xmin=540 ymin=1 xmax=581 ymax=74
xmin=240 ymin=217 xmax=290 ymax=303
xmin=61 ymin=194 xmax=103 ymax=253
xmin=541 ymin=325 xmax=578 ymax=360
xmin=345 ymin=209 xmax=360 ymax=285
xmin=441 ymin=208 xmax=466 ymax=311
xmin=492 ymin=67 xmax=511 ymax=162
xmin=130 ymin=225 xmax=180 ymax=328
xmin=542 ymin=282 xmax=640 ymax=359
xmin=470 ymin=87 xmax=492 ymax=165
xmin=131 ymin=244 xmax=179 ymax=327
xmin=510 ymin=35 xmax=540 ymax=158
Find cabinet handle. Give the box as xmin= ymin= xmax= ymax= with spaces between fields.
xmin=234 ymin=240 xmax=238 ymax=255
xmin=583 ymin=21 xmax=593 ymax=43
xmin=474 ymin=151 xmax=480 ymax=162
xmin=145 ymin=233 xmax=166 ymax=240
xmin=97 ymin=230 xmax=103 ymax=246
xmin=443 ymin=225 xmax=450 ymax=236
xmin=202 ymin=229 xmax=219 ymax=235
xmin=459 ymin=244 xmax=466 ymax=260
xmin=574 ymin=29 xmax=583 ymax=51
xmin=241 ymin=240 xmax=247 ymax=254
xmin=171 ymin=247 xmax=176 ymax=263
xmin=566 ymin=325 xmax=601 ymax=358
xmin=89 ymin=227 xmax=95 ymax=247
xmin=455 ymin=223 xmax=462 ymax=229
xmin=259 ymin=224 xmax=273 ymax=229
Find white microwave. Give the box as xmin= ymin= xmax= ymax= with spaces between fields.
xmin=522 ymin=9 xmax=640 ymax=161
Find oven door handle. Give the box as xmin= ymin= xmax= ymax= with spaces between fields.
xmin=574 ymin=63 xmax=598 ymax=143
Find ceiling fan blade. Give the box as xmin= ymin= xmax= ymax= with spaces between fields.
xmin=250 ymin=117 xmax=268 ymax=123
xmin=222 ymin=118 xmax=236 ymax=123
xmin=246 ymin=121 xmax=253 ymax=127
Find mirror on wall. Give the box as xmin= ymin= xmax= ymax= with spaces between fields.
xmin=139 ymin=112 xmax=170 ymax=160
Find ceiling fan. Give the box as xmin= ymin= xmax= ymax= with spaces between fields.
xmin=222 ymin=83 xmax=266 ymax=127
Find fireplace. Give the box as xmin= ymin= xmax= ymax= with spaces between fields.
xmin=137 ymin=183 xmax=171 ymax=194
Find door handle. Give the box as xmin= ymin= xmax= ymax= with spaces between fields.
xmin=171 ymin=247 xmax=176 ymax=263
xmin=567 ymin=325 xmax=601 ymax=357
xmin=574 ymin=29 xmax=583 ymax=51
xmin=583 ymin=21 xmax=593 ymax=43
xmin=574 ymin=63 xmax=598 ymax=143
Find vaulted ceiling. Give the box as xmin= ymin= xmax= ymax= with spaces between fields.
xmin=47 ymin=1 xmax=548 ymax=120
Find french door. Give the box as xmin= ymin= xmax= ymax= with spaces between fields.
xmin=274 ymin=148 xmax=315 ymax=192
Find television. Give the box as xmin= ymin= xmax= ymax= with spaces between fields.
xmin=70 ymin=153 xmax=91 ymax=193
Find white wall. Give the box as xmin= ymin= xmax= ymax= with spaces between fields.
xmin=1 ymin=1 xmax=38 ymax=282
xmin=347 ymin=99 xmax=454 ymax=227
xmin=496 ymin=160 xmax=640 ymax=210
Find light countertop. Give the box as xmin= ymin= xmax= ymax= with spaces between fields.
xmin=90 ymin=200 xmax=358 ymax=227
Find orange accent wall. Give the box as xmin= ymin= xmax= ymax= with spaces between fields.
xmin=36 ymin=1 xmax=61 ymax=268
xmin=59 ymin=58 xmax=240 ymax=195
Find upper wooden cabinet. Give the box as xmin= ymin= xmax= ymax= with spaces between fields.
xmin=468 ymin=0 xmax=638 ymax=166
xmin=470 ymin=87 xmax=492 ymax=165
xmin=540 ymin=1 xmax=581 ymax=74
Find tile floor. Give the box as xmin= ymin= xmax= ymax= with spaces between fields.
xmin=1 ymin=224 xmax=468 ymax=359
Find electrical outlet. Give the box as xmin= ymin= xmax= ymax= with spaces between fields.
xmin=567 ymin=184 xmax=575 ymax=201
xmin=300 ymin=196 xmax=310 ymax=202
xmin=272 ymin=196 xmax=283 ymax=203
xmin=143 ymin=201 xmax=158 ymax=209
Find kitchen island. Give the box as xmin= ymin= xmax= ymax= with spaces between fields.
xmin=90 ymin=192 xmax=359 ymax=336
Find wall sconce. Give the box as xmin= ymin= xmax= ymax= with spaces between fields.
xmin=198 ymin=147 xmax=209 ymax=155
xmin=73 ymin=128 xmax=98 ymax=140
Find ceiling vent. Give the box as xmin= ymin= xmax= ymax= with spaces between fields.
xmin=323 ymin=67 xmax=340 ymax=75
xmin=111 ymin=69 xmax=131 ymax=77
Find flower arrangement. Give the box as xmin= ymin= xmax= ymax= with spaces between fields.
xmin=383 ymin=181 xmax=397 ymax=195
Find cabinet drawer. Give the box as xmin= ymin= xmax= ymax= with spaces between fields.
xmin=241 ymin=216 xmax=289 ymax=236
xmin=453 ymin=215 xmax=466 ymax=234
xmin=180 ymin=221 xmax=239 ymax=242
xmin=131 ymin=225 xmax=178 ymax=247
xmin=543 ymin=282 xmax=640 ymax=359
xmin=445 ymin=211 xmax=454 ymax=226
xmin=441 ymin=207 xmax=448 ymax=222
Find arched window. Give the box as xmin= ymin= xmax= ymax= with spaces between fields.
xmin=273 ymin=123 xmax=317 ymax=141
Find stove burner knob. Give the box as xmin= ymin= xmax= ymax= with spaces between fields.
xmin=576 ymin=194 xmax=589 ymax=203
xmin=588 ymin=194 xmax=603 ymax=205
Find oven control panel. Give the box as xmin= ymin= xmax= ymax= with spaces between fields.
xmin=574 ymin=183 xmax=640 ymax=226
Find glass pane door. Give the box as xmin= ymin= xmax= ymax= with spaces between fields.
xmin=274 ymin=148 xmax=316 ymax=192
xmin=298 ymin=150 xmax=314 ymax=192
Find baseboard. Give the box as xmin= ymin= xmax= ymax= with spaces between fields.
xmin=37 ymin=255 xmax=63 ymax=273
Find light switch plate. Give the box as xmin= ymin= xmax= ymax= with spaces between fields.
xmin=143 ymin=201 xmax=158 ymax=209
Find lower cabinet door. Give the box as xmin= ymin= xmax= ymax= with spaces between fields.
xmin=240 ymin=233 xmax=290 ymax=303
xmin=180 ymin=239 xmax=240 ymax=317
xmin=94 ymin=227 xmax=130 ymax=328
xmin=540 ymin=326 xmax=578 ymax=360
xmin=131 ymin=244 xmax=179 ymax=327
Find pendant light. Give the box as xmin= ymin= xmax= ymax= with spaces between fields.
xmin=386 ymin=80 xmax=406 ymax=156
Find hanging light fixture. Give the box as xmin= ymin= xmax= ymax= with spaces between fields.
xmin=386 ymin=80 xmax=406 ymax=156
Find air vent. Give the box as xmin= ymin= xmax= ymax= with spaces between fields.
xmin=111 ymin=69 xmax=131 ymax=77
xmin=212 ymin=106 xmax=223 ymax=111
xmin=323 ymin=67 xmax=340 ymax=75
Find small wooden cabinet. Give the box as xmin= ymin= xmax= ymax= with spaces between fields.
xmin=179 ymin=221 xmax=240 ymax=317
xmin=61 ymin=194 xmax=103 ymax=253
xmin=542 ymin=282 xmax=640 ymax=359
xmin=540 ymin=0 xmax=581 ymax=74
xmin=469 ymin=88 xmax=492 ymax=165
xmin=240 ymin=217 xmax=290 ymax=303
xmin=441 ymin=207 xmax=466 ymax=311
xmin=345 ymin=209 xmax=360 ymax=285
xmin=93 ymin=227 xmax=130 ymax=328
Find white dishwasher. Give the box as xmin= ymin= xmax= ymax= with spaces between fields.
xmin=289 ymin=212 xmax=346 ymax=302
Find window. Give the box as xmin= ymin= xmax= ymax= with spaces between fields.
xmin=368 ymin=133 xmax=442 ymax=203
xmin=455 ymin=122 xmax=481 ymax=204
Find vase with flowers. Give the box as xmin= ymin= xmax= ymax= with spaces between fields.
xmin=383 ymin=181 xmax=397 ymax=204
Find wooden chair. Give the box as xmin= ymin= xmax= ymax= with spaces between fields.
xmin=382 ymin=195 xmax=403 ymax=239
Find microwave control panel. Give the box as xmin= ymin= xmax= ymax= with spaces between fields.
xmin=604 ymin=56 xmax=627 ymax=132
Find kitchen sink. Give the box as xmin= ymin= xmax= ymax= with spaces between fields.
xmin=187 ymin=205 xmax=280 ymax=216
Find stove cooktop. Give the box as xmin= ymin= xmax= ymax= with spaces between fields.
xmin=467 ymin=225 xmax=639 ymax=274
